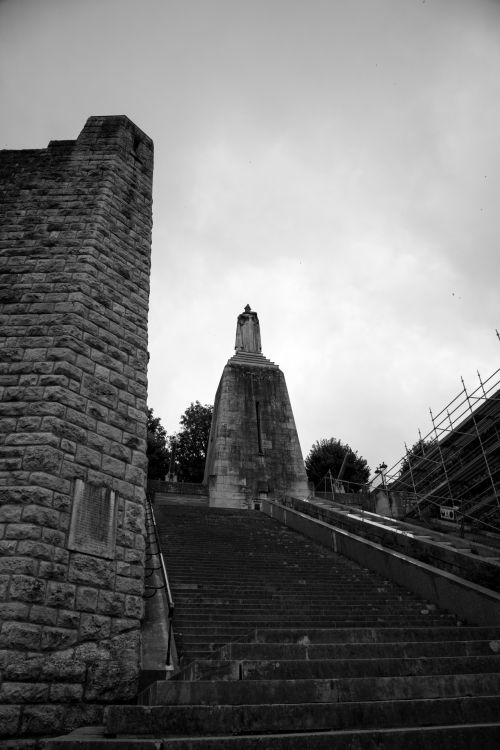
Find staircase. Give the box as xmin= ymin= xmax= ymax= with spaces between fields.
xmin=46 ymin=504 xmax=500 ymax=748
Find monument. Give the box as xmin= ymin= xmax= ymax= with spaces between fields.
xmin=203 ymin=305 xmax=309 ymax=508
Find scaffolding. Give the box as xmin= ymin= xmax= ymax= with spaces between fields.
xmin=381 ymin=366 xmax=500 ymax=534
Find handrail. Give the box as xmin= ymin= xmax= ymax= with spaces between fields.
xmin=145 ymin=490 xmax=175 ymax=667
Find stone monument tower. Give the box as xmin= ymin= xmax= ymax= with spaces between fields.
xmin=203 ymin=306 xmax=309 ymax=508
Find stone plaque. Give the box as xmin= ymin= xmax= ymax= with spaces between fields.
xmin=68 ymin=479 xmax=117 ymax=559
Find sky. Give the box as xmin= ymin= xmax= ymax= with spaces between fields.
xmin=1 ymin=0 xmax=499 ymax=479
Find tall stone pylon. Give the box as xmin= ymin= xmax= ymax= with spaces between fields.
xmin=203 ymin=305 xmax=309 ymax=508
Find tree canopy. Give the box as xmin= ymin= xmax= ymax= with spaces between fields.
xmin=146 ymin=408 xmax=170 ymax=479
xmin=305 ymin=437 xmax=370 ymax=491
xmin=172 ymin=401 xmax=213 ymax=483
xmin=397 ymin=438 xmax=435 ymax=479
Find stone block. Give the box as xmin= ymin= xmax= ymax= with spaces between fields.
xmin=41 ymin=650 xmax=86 ymax=681
xmin=109 ymin=442 xmax=131 ymax=462
xmin=20 ymin=704 xmax=64 ymax=736
xmin=41 ymin=528 xmax=66 ymax=547
xmin=29 ymin=605 xmax=58 ymax=626
xmin=0 ymin=681 xmax=49 ymax=703
xmin=38 ymin=561 xmax=67 ymax=581
xmin=0 ymin=486 xmax=53 ymax=506
xmin=0 ymin=504 xmax=23 ymax=522
xmin=41 ymin=415 xmax=86 ymax=444
xmin=68 ymin=553 xmax=114 ymax=588
xmin=49 ymin=682 xmax=84 ymax=702
xmin=0 ymin=651 xmax=43 ymax=681
xmin=5 ymin=523 xmax=41 ymax=540
xmin=75 ymin=444 xmax=101 ymax=470
xmin=57 ymin=609 xmax=80 ymax=629
xmin=125 ymin=594 xmax=144 ymax=619
xmin=46 ymin=581 xmax=76 ymax=609
xmin=44 ymin=385 xmax=86 ymax=412
xmin=111 ymin=617 xmax=139 ymax=635
xmin=97 ymin=590 xmax=125 ymax=616
xmin=22 ymin=503 xmax=59 ymax=528
xmin=9 ymin=575 xmax=46 ymax=604
xmin=16 ymin=539 xmax=54 ymax=559
xmin=0 ymin=574 xmax=9 ymax=598
xmin=80 ymin=613 xmax=111 ymax=640
xmin=40 ymin=626 xmax=78 ymax=651
xmin=22 ymin=445 xmax=63 ymax=473
xmin=81 ymin=373 xmax=117 ymax=407
xmin=0 ymin=705 xmax=21 ymax=738
xmin=0 ymin=621 xmax=41 ymax=650
xmin=115 ymin=575 xmax=143 ymax=596
xmin=0 ymin=556 xmax=37 ymax=575
xmin=0 ymin=602 xmax=31 ymax=622
xmin=29 ymin=471 xmax=70 ymax=494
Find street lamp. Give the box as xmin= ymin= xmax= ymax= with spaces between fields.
xmin=374 ymin=462 xmax=388 ymax=490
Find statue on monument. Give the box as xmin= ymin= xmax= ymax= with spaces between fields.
xmin=235 ymin=304 xmax=262 ymax=353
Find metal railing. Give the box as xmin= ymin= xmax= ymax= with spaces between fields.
xmin=144 ymin=490 xmax=175 ymax=667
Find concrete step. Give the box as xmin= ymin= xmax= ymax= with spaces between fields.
xmin=175 ymin=654 xmax=500 ymax=681
xmin=251 ymin=625 xmax=500 ymax=643
xmin=43 ymin=722 xmax=500 ymax=749
xmin=105 ymin=696 xmax=500 ymax=736
xmin=173 ymin=602 xmax=434 ymax=613
xmin=187 ymin=638 xmax=498 ymax=661
xmin=43 ymin=723 xmax=500 ymax=749
xmin=140 ymin=673 xmax=500 ymax=706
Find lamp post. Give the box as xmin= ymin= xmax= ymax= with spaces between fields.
xmin=374 ymin=462 xmax=388 ymax=490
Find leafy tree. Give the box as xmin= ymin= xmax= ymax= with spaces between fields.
xmin=147 ymin=408 xmax=170 ymax=479
xmin=172 ymin=401 xmax=213 ymax=483
xmin=305 ymin=438 xmax=370 ymax=491
xmin=397 ymin=438 xmax=435 ymax=480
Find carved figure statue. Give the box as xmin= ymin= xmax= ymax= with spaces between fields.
xmin=235 ymin=304 xmax=262 ymax=353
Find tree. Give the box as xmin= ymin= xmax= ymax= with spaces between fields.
xmin=172 ymin=401 xmax=213 ymax=483
xmin=397 ymin=438 xmax=435 ymax=480
xmin=146 ymin=408 xmax=170 ymax=479
xmin=305 ymin=438 xmax=370 ymax=491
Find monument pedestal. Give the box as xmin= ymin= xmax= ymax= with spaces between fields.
xmin=204 ymin=307 xmax=309 ymax=508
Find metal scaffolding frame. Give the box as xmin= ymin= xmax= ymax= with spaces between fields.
xmin=379 ymin=364 xmax=500 ymax=534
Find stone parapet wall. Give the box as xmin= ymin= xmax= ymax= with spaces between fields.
xmin=0 ymin=116 xmax=153 ymax=743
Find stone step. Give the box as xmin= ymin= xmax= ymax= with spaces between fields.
xmin=175 ymin=638 xmax=498 ymax=663
xmin=251 ymin=625 xmax=500 ymax=643
xmin=140 ymin=672 xmax=500 ymax=706
xmin=174 ymin=601 xmax=432 ymax=611
xmin=43 ymin=723 xmax=500 ymax=749
xmin=171 ymin=592 xmax=424 ymax=601
xmin=174 ymin=616 xmax=459 ymax=629
xmin=105 ymin=696 xmax=500 ymax=736
xmin=175 ymin=654 xmax=500 ymax=681
xmin=243 ymin=654 xmax=500 ymax=680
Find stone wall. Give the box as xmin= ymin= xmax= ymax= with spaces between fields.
xmin=0 ymin=116 xmax=153 ymax=744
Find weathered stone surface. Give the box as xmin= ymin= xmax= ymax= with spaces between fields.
xmin=0 ymin=621 xmax=41 ymax=650
xmin=9 ymin=575 xmax=46 ymax=603
xmin=46 ymin=581 xmax=76 ymax=609
xmin=0 ymin=705 xmax=21 ymax=738
xmin=0 ymin=116 xmax=152 ymax=741
xmin=204 ymin=306 xmax=309 ymax=508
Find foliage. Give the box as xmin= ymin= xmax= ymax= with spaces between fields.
xmin=172 ymin=401 xmax=213 ymax=483
xmin=305 ymin=437 xmax=370 ymax=491
xmin=398 ymin=438 xmax=435 ymax=479
xmin=146 ymin=408 xmax=170 ymax=479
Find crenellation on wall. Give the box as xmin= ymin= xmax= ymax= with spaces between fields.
xmin=0 ymin=116 xmax=153 ymax=742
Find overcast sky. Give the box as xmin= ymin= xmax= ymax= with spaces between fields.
xmin=2 ymin=0 xmax=499 ymax=478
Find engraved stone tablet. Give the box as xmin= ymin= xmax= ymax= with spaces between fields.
xmin=68 ymin=479 xmax=117 ymax=559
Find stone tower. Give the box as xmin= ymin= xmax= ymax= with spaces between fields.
xmin=0 ymin=116 xmax=153 ymax=741
xmin=204 ymin=306 xmax=309 ymax=508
